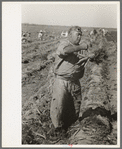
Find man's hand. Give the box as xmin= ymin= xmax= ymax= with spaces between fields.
xmin=79 ymin=41 xmax=92 ymax=50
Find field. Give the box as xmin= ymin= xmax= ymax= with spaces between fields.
xmin=22 ymin=23 xmax=117 ymax=145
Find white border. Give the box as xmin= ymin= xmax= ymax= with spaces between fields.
xmin=2 ymin=1 xmax=120 ymax=148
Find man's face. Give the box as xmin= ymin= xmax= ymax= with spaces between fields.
xmin=69 ymin=31 xmax=82 ymax=45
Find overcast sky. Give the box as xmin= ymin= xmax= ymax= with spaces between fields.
xmin=22 ymin=2 xmax=119 ymax=28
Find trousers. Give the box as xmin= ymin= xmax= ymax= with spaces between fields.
xmin=50 ymin=77 xmax=81 ymax=129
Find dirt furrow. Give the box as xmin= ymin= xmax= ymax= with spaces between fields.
xmin=22 ymin=33 xmax=117 ymax=145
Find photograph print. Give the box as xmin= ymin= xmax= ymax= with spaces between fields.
xmin=21 ymin=2 xmax=120 ymax=147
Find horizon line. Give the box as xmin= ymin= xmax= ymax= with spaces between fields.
xmin=22 ymin=23 xmax=117 ymax=29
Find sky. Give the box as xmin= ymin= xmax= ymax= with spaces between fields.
xmin=21 ymin=2 xmax=119 ymax=28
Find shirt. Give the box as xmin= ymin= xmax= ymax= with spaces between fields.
xmin=53 ymin=39 xmax=87 ymax=81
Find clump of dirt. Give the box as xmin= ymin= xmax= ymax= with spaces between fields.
xmin=68 ymin=115 xmax=111 ymax=145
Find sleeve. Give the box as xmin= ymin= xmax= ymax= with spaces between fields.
xmin=56 ymin=40 xmax=69 ymax=58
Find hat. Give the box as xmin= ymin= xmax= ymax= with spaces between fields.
xmin=68 ymin=26 xmax=82 ymax=34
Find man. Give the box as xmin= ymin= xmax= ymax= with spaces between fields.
xmin=38 ymin=30 xmax=44 ymax=40
xmin=50 ymin=26 xmax=93 ymax=132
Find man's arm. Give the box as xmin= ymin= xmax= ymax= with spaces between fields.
xmin=63 ymin=43 xmax=87 ymax=54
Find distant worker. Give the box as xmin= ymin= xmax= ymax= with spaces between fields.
xmin=102 ymin=29 xmax=108 ymax=36
xmin=89 ymin=29 xmax=97 ymax=36
xmin=50 ymin=26 xmax=94 ymax=133
xmin=22 ymin=32 xmax=26 ymax=37
xmin=27 ymin=32 xmax=31 ymax=37
xmin=38 ymin=30 xmax=44 ymax=40
xmin=61 ymin=31 xmax=68 ymax=38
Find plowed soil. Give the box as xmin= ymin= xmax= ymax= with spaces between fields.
xmin=22 ymin=24 xmax=117 ymax=145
